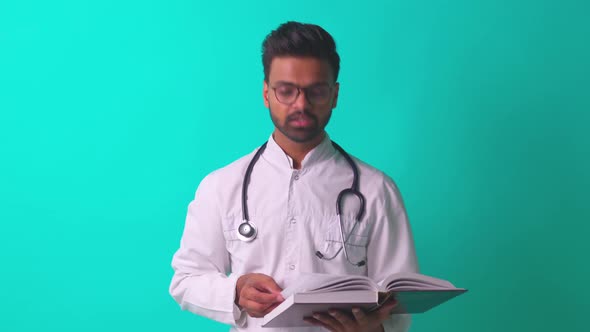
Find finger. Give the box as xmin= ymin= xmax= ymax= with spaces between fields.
xmin=243 ymin=286 xmax=282 ymax=304
xmin=240 ymin=289 xmax=285 ymax=317
xmin=381 ymin=299 xmax=398 ymax=310
xmin=304 ymin=317 xmax=334 ymax=331
xmin=312 ymin=312 xmax=344 ymax=332
xmin=255 ymin=301 xmax=281 ymax=317
xmin=253 ymin=276 xmax=284 ymax=300
xmin=373 ymin=299 xmax=399 ymax=321
xmin=265 ymin=301 xmax=281 ymax=313
xmin=351 ymin=307 xmax=370 ymax=327
xmin=378 ymin=299 xmax=398 ymax=315
xmin=328 ymin=309 xmax=355 ymax=326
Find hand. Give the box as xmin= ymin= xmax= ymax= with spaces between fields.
xmin=235 ymin=273 xmax=284 ymax=318
xmin=303 ymin=299 xmax=398 ymax=332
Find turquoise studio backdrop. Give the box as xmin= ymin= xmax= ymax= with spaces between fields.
xmin=1 ymin=0 xmax=588 ymax=331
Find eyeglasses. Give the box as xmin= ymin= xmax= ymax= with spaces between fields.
xmin=271 ymin=83 xmax=333 ymax=106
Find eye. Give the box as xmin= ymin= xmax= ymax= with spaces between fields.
xmin=307 ymin=85 xmax=330 ymax=99
xmin=275 ymin=85 xmax=297 ymax=97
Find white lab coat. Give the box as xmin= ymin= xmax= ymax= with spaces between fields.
xmin=169 ymin=134 xmax=419 ymax=331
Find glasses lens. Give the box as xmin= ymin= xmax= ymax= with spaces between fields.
xmin=274 ymin=85 xmax=299 ymax=104
xmin=273 ymin=84 xmax=332 ymax=105
xmin=306 ymin=85 xmax=331 ymax=105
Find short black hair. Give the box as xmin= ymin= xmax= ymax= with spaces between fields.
xmin=262 ymin=21 xmax=340 ymax=82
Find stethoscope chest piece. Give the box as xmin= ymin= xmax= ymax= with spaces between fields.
xmin=237 ymin=220 xmax=257 ymax=242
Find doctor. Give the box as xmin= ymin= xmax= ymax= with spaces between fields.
xmin=169 ymin=21 xmax=419 ymax=332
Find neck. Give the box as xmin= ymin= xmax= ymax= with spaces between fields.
xmin=272 ymin=130 xmax=325 ymax=169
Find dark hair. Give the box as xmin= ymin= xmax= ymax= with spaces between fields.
xmin=262 ymin=21 xmax=340 ymax=82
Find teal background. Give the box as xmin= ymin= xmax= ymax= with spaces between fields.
xmin=1 ymin=0 xmax=588 ymax=331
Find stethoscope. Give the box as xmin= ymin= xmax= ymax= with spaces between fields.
xmin=237 ymin=141 xmax=367 ymax=267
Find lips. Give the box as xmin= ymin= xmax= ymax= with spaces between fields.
xmin=288 ymin=113 xmax=315 ymax=128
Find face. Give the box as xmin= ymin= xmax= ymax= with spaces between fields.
xmin=263 ymin=57 xmax=339 ymax=144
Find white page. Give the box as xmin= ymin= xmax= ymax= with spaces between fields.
xmin=281 ymin=273 xmax=377 ymax=298
xmin=379 ymin=272 xmax=455 ymax=291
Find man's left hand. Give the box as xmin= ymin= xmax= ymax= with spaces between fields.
xmin=303 ymin=299 xmax=397 ymax=332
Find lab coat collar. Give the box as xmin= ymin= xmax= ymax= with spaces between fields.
xmin=264 ymin=133 xmax=336 ymax=170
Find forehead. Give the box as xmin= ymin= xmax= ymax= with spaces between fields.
xmin=268 ymin=56 xmax=334 ymax=84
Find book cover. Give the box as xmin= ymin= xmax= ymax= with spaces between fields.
xmin=262 ymin=272 xmax=467 ymax=328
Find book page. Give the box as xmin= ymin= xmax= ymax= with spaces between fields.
xmin=281 ymin=273 xmax=377 ymax=298
xmin=378 ymin=272 xmax=456 ymax=291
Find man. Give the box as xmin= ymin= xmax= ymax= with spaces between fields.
xmin=169 ymin=21 xmax=419 ymax=332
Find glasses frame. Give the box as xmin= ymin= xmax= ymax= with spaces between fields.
xmin=270 ymin=83 xmax=334 ymax=106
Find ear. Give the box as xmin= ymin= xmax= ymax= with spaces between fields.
xmin=331 ymin=82 xmax=340 ymax=109
xmin=263 ymin=80 xmax=270 ymax=108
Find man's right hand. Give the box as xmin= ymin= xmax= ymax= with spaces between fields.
xmin=235 ymin=273 xmax=284 ymax=318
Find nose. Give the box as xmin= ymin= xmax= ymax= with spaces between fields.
xmin=292 ymin=88 xmax=311 ymax=109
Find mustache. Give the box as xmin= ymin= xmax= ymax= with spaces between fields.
xmin=286 ymin=111 xmax=317 ymax=122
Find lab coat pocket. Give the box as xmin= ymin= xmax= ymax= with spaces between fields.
xmin=221 ymin=216 xmax=266 ymax=271
xmin=320 ymin=214 xmax=369 ymax=271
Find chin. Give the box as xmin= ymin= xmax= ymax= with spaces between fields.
xmin=285 ymin=130 xmax=323 ymax=143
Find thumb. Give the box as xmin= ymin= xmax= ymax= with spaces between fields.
xmin=259 ymin=277 xmax=284 ymax=300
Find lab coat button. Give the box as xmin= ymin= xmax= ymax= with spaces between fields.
xmin=289 ymin=264 xmax=296 ymax=270
xmin=290 ymin=217 xmax=296 ymax=224
xmin=294 ymin=175 xmax=300 ymax=180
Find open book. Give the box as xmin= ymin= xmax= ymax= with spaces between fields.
xmin=262 ymin=272 xmax=467 ymax=328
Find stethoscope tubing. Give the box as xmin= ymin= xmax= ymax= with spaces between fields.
xmin=239 ymin=140 xmax=366 ymax=266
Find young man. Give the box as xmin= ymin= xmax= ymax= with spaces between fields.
xmin=169 ymin=21 xmax=419 ymax=332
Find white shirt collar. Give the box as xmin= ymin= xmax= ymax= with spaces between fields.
xmin=264 ymin=133 xmax=337 ymax=170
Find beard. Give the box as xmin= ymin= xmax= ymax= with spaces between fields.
xmin=269 ymin=107 xmax=333 ymax=143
